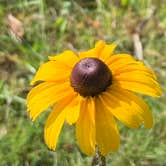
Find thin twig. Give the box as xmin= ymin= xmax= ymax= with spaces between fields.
xmin=132 ymin=33 xmax=143 ymax=60
xmin=132 ymin=8 xmax=157 ymax=60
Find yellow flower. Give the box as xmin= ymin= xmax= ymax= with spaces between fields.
xmin=27 ymin=40 xmax=162 ymax=156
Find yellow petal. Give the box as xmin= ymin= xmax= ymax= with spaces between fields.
xmin=44 ymin=109 xmax=65 ymax=150
xmin=44 ymin=94 xmax=74 ymax=150
xmin=76 ymin=97 xmax=95 ymax=155
xmin=30 ymin=61 xmax=70 ymax=85
xmin=101 ymin=88 xmax=143 ymax=128
xmin=65 ymin=95 xmax=81 ymax=125
xmin=95 ymin=40 xmax=105 ymax=50
xmin=111 ymin=86 xmax=153 ymax=128
xmin=79 ymin=40 xmax=105 ymax=59
xmin=108 ymin=54 xmax=158 ymax=85
xmin=27 ymin=82 xmax=73 ymax=121
xmin=115 ymin=71 xmax=158 ymax=85
xmin=94 ymin=40 xmax=106 ymax=56
xmin=114 ymin=70 xmax=162 ymax=96
xmin=114 ymin=79 xmax=162 ymax=97
xmin=95 ymin=97 xmax=120 ymax=156
xmin=113 ymin=62 xmax=157 ymax=80
xmin=99 ymin=44 xmax=116 ymax=62
xmin=107 ymin=54 xmax=138 ymax=72
xmin=48 ymin=50 xmax=79 ymax=68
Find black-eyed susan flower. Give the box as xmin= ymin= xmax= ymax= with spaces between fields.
xmin=27 ymin=40 xmax=162 ymax=156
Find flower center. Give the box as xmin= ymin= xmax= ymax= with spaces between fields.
xmin=70 ymin=58 xmax=112 ymax=97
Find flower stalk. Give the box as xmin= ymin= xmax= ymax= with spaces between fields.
xmin=91 ymin=147 xmax=106 ymax=166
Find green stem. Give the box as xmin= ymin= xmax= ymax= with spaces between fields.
xmin=91 ymin=147 xmax=106 ymax=166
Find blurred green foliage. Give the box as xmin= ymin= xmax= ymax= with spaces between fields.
xmin=0 ymin=0 xmax=165 ymax=165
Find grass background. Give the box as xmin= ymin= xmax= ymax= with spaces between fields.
xmin=0 ymin=0 xmax=165 ymax=165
